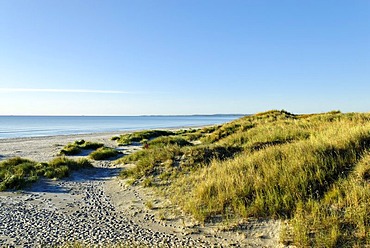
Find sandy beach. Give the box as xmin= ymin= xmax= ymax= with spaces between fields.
xmin=0 ymin=132 xmax=281 ymax=247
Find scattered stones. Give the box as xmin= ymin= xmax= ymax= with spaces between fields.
xmin=0 ymin=168 xmax=210 ymax=247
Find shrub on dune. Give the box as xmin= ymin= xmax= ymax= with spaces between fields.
xmin=60 ymin=140 xmax=104 ymax=155
xmin=0 ymin=156 xmax=92 ymax=190
xmin=89 ymin=147 xmax=119 ymax=160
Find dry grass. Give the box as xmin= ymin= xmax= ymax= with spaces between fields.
xmin=115 ymin=110 xmax=370 ymax=246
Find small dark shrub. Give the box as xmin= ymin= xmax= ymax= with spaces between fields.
xmin=75 ymin=139 xmax=85 ymax=145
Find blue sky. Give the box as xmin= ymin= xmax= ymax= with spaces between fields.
xmin=0 ymin=0 xmax=369 ymax=115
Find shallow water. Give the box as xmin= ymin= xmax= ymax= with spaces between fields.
xmin=0 ymin=115 xmax=243 ymax=139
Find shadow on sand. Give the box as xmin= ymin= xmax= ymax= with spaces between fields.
xmin=28 ymin=179 xmax=70 ymax=193
xmin=66 ymin=150 xmax=125 ymax=161
xmin=66 ymin=167 xmax=121 ymax=182
xmin=23 ymin=167 xmax=121 ymax=194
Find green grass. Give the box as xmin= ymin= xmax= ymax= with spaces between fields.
xmin=60 ymin=140 xmax=104 ymax=155
xmin=80 ymin=141 xmax=105 ymax=149
xmin=148 ymin=136 xmax=192 ymax=147
xmin=0 ymin=156 xmax=92 ymax=191
xmin=89 ymin=147 xmax=120 ymax=160
xmin=115 ymin=110 xmax=370 ymax=246
xmin=176 ymin=122 xmax=370 ymax=221
xmin=59 ymin=139 xmax=119 ymax=160
xmin=112 ymin=130 xmax=175 ymax=146
xmin=60 ymin=143 xmax=82 ymax=155
xmin=117 ymin=144 xmax=183 ymax=179
xmin=291 ymin=153 xmax=370 ymax=247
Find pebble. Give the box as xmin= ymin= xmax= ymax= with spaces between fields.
xmin=0 ymin=168 xmax=210 ymax=247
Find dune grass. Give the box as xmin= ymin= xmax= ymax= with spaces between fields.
xmin=60 ymin=140 xmax=104 ymax=155
xmin=176 ymin=122 xmax=370 ymax=221
xmin=115 ymin=110 xmax=370 ymax=246
xmin=291 ymin=152 xmax=370 ymax=247
xmin=112 ymin=130 xmax=175 ymax=146
xmin=60 ymin=139 xmax=119 ymax=160
xmin=89 ymin=147 xmax=120 ymax=160
xmin=147 ymin=136 xmax=192 ymax=147
xmin=0 ymin=156 xmax=92 ymax=191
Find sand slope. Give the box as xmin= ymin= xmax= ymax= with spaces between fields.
xmin=0 ymin=133 xmax=283 ymax=247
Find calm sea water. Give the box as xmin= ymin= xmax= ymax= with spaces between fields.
xmin=0 ymin=115 xmax=243 ymax=139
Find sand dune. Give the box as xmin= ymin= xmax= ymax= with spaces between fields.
xmin=0 ymin=133 xmax=281 ymax=247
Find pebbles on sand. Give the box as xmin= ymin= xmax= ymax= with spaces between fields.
xmin=0 ymin=167 xmax=209 ymax=247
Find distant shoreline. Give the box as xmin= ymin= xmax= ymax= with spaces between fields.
xmin=0 ymin=115 xmax=242 ymax=140
xmin=0 ymin=124 xmax=217 ymax=141
xmin=0 ymin=114 xmax=245 ymax=117
xmin=0 ymin=125 xmax=208 ymax=143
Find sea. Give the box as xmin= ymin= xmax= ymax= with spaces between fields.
xmin=0 ymin=115 xmax=243 ymax=139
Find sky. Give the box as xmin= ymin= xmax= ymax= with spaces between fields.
xmin=0 ymin=0 xmax=369 ymax=115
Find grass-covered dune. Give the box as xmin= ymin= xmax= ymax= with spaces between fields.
xmin=60 ymin=140 xmax=104 ymax=155
xmin=0 ymin=157 xmax=92 ymax=191
xmin=60 ymin=139 xmax=120 ymax=160
xmin=116 ymin=110 xmax=370 ymax=247
xmin=112 ymin=130 xmax=175 ymax=146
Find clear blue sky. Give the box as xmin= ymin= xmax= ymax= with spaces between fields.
xmin=0 ymin=0 xmax=369 ymax=115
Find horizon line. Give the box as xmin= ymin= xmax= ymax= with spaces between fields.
xmin=0 ymin=113 xmax=246 ymax=117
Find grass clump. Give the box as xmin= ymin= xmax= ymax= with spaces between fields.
xmin=113 ymin=130 xmax=175 ymax=146
xmin=60 ymin=140 xmax=104 ymax=155
xmin=89 ymin=147 xmax=120 ymax=160
xmin=148 ymin=136 xmax=192 ymax=147
xmin=80 ymin=141 xmax=104 ymax=150
xmin=145 ymin=200 xmax=154 ymax=209
xmin=0 ymin=157 xmax=38 ymax=190
xmin=48 ymin=156 xmax=92 ymax=171
xmin=60 ymin=143 xmax=81 ymax=155
xmin=0 ymin=156 xmax=92 ymax=191
xmin=118 ymin=144 xmax=183 ymax=179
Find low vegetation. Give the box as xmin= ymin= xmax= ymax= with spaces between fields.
xmin=89 ymin=147 xmax=120 ymax=160
xmin=60 ymin=139 xmax=119 ymax=160
xmin=60 ymin=140 xmax=104 ymax=155
xmin=116 ymin=110 xmax=370 ymax=246
xmin=112 ymin=130 xmax=175 ymax=146
xmin=0 ymin=156 xmax=92 ymax=191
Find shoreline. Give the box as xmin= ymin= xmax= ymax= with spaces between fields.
xmin=0 ymin=131 xmax=124 ymax=143
xmin=0 ymin=125 xmax=211 ymax=162
xmin=0 ymin=124 xmax=212 ymax=142
xmin=0 ymin=114 xmax=240 ymax=141
xmin=0 ymin=122 xmax=281 ymax=247
xmin=0 ymin=131 xmax=121 ymax=162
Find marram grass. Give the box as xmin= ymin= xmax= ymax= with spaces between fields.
xmin=0 ymin=156 xmax=92 ymax=191
xmin=60 ymin=140 xmax=104 ymax=155
xmin=89 ymin=147 xmax=120 ymax=160
xmin=115 ymin=110 xmax=370 ymax=246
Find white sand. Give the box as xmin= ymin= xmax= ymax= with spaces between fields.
xmin=0 ymin=132 xmax=282 ymax=247
xmin=0 ymin=132 xmax=121 ymax=162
